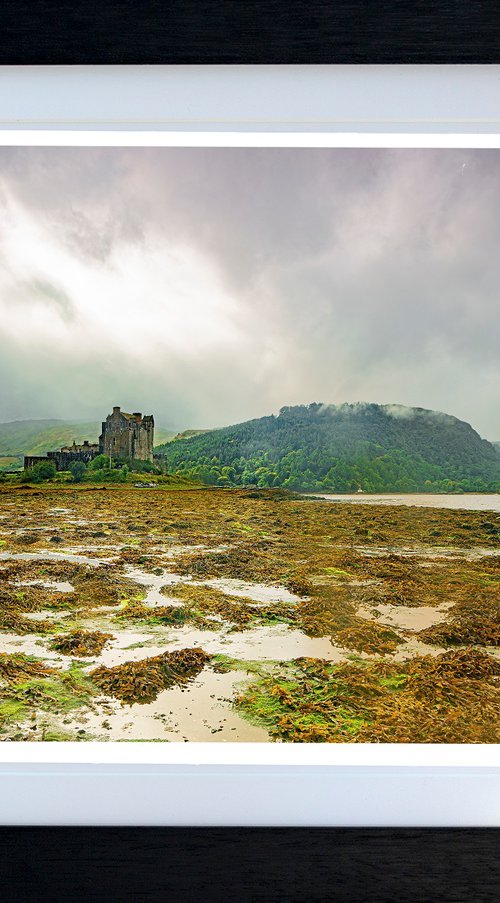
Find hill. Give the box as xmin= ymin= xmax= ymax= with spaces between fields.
xmin=158 ymin=403 xmax=500 ymax=493
xmin=172 ymin=429 xmax=210 ymax=441
xmin=0 ymin=419 xmax=176 ymax=470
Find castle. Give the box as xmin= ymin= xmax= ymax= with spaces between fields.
xmin=99 ymin=407 xmax=154 ymax=463
xmin=24 ymin=406 xmax=155 ymax=471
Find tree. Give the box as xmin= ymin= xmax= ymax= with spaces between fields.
xmin=130 ymin=459 xmax=158 ymax=474
xmin=68 ymin=461 xmax=87 ymax=483
xmin=23 ymin=461 xmax=57 ymax=483
xmin=88 ymin=454 xmax=111 ymax=471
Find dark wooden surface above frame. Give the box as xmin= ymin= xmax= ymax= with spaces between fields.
xmin=0 ymin=0 xmax=499 ymax=64
xmin=1 ymin=828 xmax=499 ymax=902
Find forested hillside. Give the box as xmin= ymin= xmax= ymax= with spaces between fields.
xmin=158 ymin=403 xmax=500 ymax=493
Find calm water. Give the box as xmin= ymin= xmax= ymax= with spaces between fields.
xmin=314 ymin=493 xmax=500 ymax=512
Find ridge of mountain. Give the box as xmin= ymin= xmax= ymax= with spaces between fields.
xmin=158 ymin=402 xmax=500 ymax=493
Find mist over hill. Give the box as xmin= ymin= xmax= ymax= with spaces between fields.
xmin=158 ymin=403 xmax=500 ymax=493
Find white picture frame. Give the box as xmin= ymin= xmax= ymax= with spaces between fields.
xmin=0 ymin=64 xmax=499 ymax=826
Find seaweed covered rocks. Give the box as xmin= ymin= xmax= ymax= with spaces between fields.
xmin=90 ymin=648 xmax=211 ymax=703
xmin=1 ymin=482 xmax=499 ymax=742
xmin=50 ymin=630 xmax=113 ymax=657
xmin=235 ymin=648 xmax=500 ymax=744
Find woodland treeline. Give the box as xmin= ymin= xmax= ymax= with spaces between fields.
xmin=159 ymin=403 xmax=500 ymax=493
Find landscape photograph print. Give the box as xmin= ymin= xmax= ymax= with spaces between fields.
xmin=0 ymin=143 xmax=499 ymax=744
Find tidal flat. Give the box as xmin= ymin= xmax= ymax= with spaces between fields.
xmin=0 ymin=484 xmax=498 ymax=743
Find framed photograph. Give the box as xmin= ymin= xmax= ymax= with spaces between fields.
xmin=0 ymin=62 xmax=499 ymax=899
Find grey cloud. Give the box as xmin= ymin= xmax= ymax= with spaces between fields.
xmin=0 ymin=146 xmax=499 ymax=439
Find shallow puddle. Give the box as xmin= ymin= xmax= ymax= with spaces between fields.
xmin=203 ymin=577 xmax=301 ymax=605
xmin=358 ymin=603 xmax=451 ymax=632
xmin=0 ymin=632 xmax=69 ymax=664
xmin=163 ymin=543 xmax=208 ymax=559
xmin=86 ymin=622 xmax=347 ymax=667
xmin=80 ymin=629 xmax=172 ymax=666
xmin=123 ymin=565 xmax=185 ymax=607
xmin=16 ymin=579 xmax=74 ymax=593
xmin=56 ymin=669 xmax=269 ymax=741
xmin=394 ymin=637 xmax=449 ymax=661
xmin=206 ymin=624 xmax=345 ymax=661
xmin=24 ymin=609 xmax=72 ymax=622
xmin=0 ymin=549 xmax=111 ymax=566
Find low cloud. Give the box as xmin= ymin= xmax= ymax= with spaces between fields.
xmin=0 ymin=146 xmax=499 ymax=439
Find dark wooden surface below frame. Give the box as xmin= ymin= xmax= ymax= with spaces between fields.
xmin=0 ymin=0 xmax=499 ymax=64
xmin=1 ymin=828 xmax=499 ymax=902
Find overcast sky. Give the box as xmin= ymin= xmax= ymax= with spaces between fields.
xmin=0 ymin=146 xmax=498 ymax=439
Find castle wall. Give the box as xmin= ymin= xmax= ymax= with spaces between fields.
xmin=100 ymin=407 xmax=154 ymax=463
xmin=100 ymin=408 xmax=133 ymax=459
xmin=23 ymin=455 xmax=50 ymax=470
xmin=48 ymin=443 xmax=99 ymax=470
xmin=24 ymin=443 xmax=99 ymax=472
xmin=132 ymin=416 xmax=154 ymax=462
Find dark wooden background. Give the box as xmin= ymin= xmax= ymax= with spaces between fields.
xmin=0 ymin=0 xmax=499 ymax=64
xmin=0 ymin=828 xmax=498 ymax=902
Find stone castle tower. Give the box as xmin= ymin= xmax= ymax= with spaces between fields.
xmin=99 ymin=406 xmax=154 ymax=463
